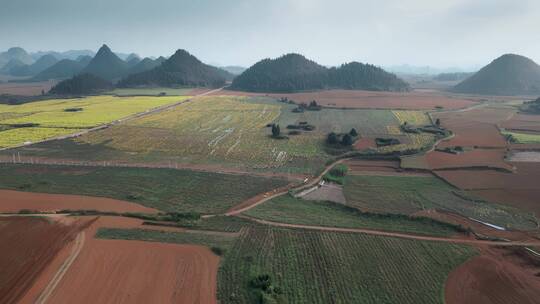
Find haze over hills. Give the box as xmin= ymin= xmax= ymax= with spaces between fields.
xmin=81 ymin=45 xmax=129 ymax=81
xmin=119 ymin=49 xmax=231 ymax=88
xmin=231 ymin=53 xmax=409 ymax=93
xmin=453 ymin=54 xmax=540 ymax=96
xmin=0 ymin=47 xmax=34 ymax=68
xmin=30 ymin=57 xmax=89 ymax=81
xmin=8 ymin=55 xmax=59 ymax=77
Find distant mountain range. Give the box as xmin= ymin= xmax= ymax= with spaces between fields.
xmin=452 ymin=54 xmax=540 ymax=95
xmin=231 ymin=53 xmax=409 ymax=93
xmin=386 ymin=64 xmax=479 ymax=76
xmin=118 ymin=49 xmax=232 ymax=88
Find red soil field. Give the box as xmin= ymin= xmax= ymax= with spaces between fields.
xmin=354 ymin=137 xmax=376 ymax=150
xmin=501 ymin=113 xmax=540 ymax=132
xmin=435 ymin=162 xmax=540 ymax=215
xmin=46 ymin=216 xmax=219 ymax=304
xmin=433 ymin=107 xmax=513 ymax=148
xmin=445 ymin=245 xmax=540 ymax=304
xmin=215 ymin=89 xmax=477 ymax=110
xmin=0 ymin=217 xmax=87 ymax=304
xmin=0 ymin=81 xmax=57 ymax=96
xmin=0 ymin=189 xmax=157 ymax=213
xmin=426 ymin=149 xmax=513 ymax=171
xmin=345 ymin=159 xmax=401 ymax=172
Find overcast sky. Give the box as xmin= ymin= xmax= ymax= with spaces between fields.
xmin=1 ymin=0 xmax=539 ymax=68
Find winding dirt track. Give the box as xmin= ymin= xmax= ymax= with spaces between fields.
xmin=238 ymin=215 xmax=540 ymax=246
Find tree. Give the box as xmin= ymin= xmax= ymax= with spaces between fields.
xmin=349 ymin=128 xmax=358 ymax=137
xmin=309 ymin=100 xmax=318 ymax=107
xmin=327 ymin=132 xmax=338 ymax=144
xmin=435 ymin=118 xmax=441 ymax=126
xmin=341 ymin=134 xmax=353 ymax=146
xmin=271 ymin=124 xmax=281 ymax=137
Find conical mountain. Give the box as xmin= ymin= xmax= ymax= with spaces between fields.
xmin=0 ymin=47 xmax=34 ymax=68
xmin=119 ymin=49 xmax=231 ymax=87
xmin=81 ymin=44 xmax=128 ymax=81
xmin=231 ymin=53 xmax=408 ymax=93
xmin=31 ymin=59 xmax=85 ymax=81
xmin=453 ymin=54 xmax=540 ymax=95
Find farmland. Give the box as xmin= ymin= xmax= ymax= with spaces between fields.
xmin=343 ymin=175 xmax=537 ymax=230
xmin=503 ymin=130 xmax=540 ymax=144
xmin=0 ymin=95 xmax=188 ymax=148
xmin=244 ymin=195 xmax=462 ymax=236
xmin=0 ymin=217 xmax=82 ymax=304
xmin=218 ymin=226 xmax=476 ymax=304
xmin=0 ymin=164 xmax=288 ymax=214
xmin=107 ymin=87 xmax=200 ymax=96
xmin=2 ymin=96 xmax=436 ymax=173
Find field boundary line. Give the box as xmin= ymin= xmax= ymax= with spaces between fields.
xmin=237 ymin=215 xmax=540 ymax=246
xmin=0 ymin=87 xmax=224 ymax=152
xmin=35 ymin=231 xmax=85 ymax=304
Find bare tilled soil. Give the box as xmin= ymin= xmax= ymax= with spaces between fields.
xmin=427 ymin=149 xmax=514 ymax=171
xmin=0 ymin=81 xmax=57 ymax=96
xmin=214 ymin=89 xmax=478 ymax=109
xmin=445 ymin=245 xmax=540 ymax=304
xmin=501 ymin=113 xmax=540 ymax=132
xmin=0 ymin=189 xmax=157 ymax=214
xmin=0 ymin=216 xmax=89 ymax=304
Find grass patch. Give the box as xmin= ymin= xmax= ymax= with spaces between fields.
xmin=323 ymin=163 xmax=348 ymax=184
xmin=0 ymin=164 xmax=288 ymax=214
xmin=344 ymin=175 xmax=538 ymax=230
xmin=218 ymin=226 xmax=476 ymax=304
xmin=503 ymin=131 xmax=540 ymax=144
xmin=96 ymin=228 xmax=236 ymax=251
xmin=245 ymin=195 xmax=464 ymax=236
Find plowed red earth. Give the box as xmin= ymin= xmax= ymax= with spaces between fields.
xmin=46 ymin=216 xmax=219 ymax=304
xmin=445 ymin=245 xmax=540 ymax=304
xmin=0 ymin=217 xmax=87 ymax=304
xmin=433 ymin=107 xmax=513 ymax=148
xmin=0 ymin=190 xmax=157 ymax=213
xmin=354 ymin=137 xmax=376 ymax=150
xmin=427 ymin=149 xmax=513 ymax=170
xmin=435 ymin=162 xmax=540 ymax=215
xmin=501 ymin=113 xmax=540 ymax=132
xmin=215 ymin=89 xmax=477 ymax=109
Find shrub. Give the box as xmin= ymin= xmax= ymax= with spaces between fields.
xmin=327 ymin=132 xmax=338 ymax=144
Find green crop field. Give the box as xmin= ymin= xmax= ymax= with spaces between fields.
xmin=0 ymin=164 xmax=288 ymax=214
xmin=0 ymin=95 xmax=188 ymax=148
xmin=96 ymin=228 xmax=237 ymax=251
xmin=344 ymin=175 xmax=537 ymax=230
xmin=107 ymin=87 xmax=196 ymax=96
xmin=218 ymin=226 xmax=476 ymax=304
xmin=244 ymin=195 xmax=461 ymax=236
xmin=502 ymin=130 xmax=540 ymax=144
xmin=3 ymin=96 xmax=436 ymax=174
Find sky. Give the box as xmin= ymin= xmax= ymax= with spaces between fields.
xmin=1 ymin=0 xmax=539 ymax=69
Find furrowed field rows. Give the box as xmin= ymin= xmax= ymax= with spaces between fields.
xmin=0 ymin=95 xmax=187 ymax=148
xmin=0 ymin=164 xmax=289 ymax=214
xmin=218 ymin=227 xmax=476 ymax=304
xmin=2 ymin=96 xmax=438 ymax=174
xmin=343 ymin=175 xmax=537 ymax=230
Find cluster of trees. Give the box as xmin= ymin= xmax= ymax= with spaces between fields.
xmin=231 ymin=53 xmax=409 ymax=93
xmin=523 ymin=97 xmax=540 ymax=114
xmin=327 ymin=128 xmax=358 ymax=146
xmin=49 ymin=73 xmax=112 ymax=95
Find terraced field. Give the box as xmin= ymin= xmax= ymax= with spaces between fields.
xmin=218 ymin=226 xmax=476 ymax=304
xmin=0 ymin=95 xmax=187 ymax=148
xmin=343 ymin=175 xmax=537 ymax=230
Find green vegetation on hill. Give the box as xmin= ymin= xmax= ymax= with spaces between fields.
xmin=49 ymin=73 xmax=113 ymax=95
xmin=8 ymin=55 xmax=58 ymax=77
xmin=81 ymin=44 xmax=128 ymax=81
xmin=453 ymin=54 xmax=540 ymax=95
xmin=218 ymin=226 xmax=476 ymax=304
xmin=119 ymin=49 xmax=232 ymax=88
xmin=230 ymin=53 xmax=409 ymax=93
xmin=31 ymin=59 xmax=86 ymax=81
xmin=0 ymin=164 xmax=289 ymax=214
xmin=245 ymin=195 xmax=462 ymax=236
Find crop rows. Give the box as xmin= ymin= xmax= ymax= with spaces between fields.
xmin=218 ymin=226 xmax=476 ymax=304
